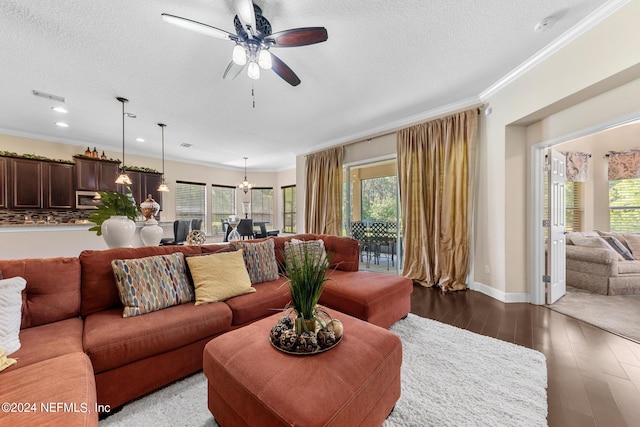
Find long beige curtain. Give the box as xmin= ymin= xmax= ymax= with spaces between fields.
xmin=305 ymin=146 xmax=343 ymax=235
xmin=397 ymin=109 xmax=478 ymax=291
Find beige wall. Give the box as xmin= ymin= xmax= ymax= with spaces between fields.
xmin=0 ymin=134 xmax=295 ymax=233
xmin=480 ymin=0 xmax=640 ymax=301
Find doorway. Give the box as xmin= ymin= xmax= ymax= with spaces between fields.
xmin=343 ymin=158 xmax=402 ymax=274
xmin=530 ymin=110 xmax=640 ymax=305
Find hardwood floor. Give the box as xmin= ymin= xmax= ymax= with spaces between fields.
xmin=410 ymin=285 xmax=640 ymax=427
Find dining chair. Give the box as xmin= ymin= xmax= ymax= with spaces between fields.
xmin=237 ymin=219 xmax=255 ymax=240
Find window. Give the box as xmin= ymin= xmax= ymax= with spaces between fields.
xmin=282 ymin=185 xmax=296 ymax=233
xmin=565 ymin=181 xmax=583 ymax=232
xmin=609 ymin=178 xmax=640 ymax=231
xmin=211 ymin=185 xmax=236 ymax=235
xmin=175 ymin=181 xmax=206 ymax=230
xmin=251 ymin=188 xmax=273 ymax=224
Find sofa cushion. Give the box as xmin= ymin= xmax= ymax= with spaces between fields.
xmin=83 ymin=302 xmax=232 ymax=373
xmin=112 ymin=252 xmax=194 ymax=317
xmin=186 ymin=250 xmax=255 ymax=305
xmin=0 ymin=352 xmax=98 ymax=427
xmin=230 ymin=239 xmax=279 ymax=284
xmin=224 ymin=277 xmax=291 ymax=326
xmin=0 ymin=257 xmax=80 ymax=328
xmin=571 ymin=236 xmax=624 ymax=261
xmin=617 ymin=260 xmax=640 ymax=274
xmin=273 ymin=234 xmax=360 ymax=272
xmin=4 ymin=317 xmax=84 ymax=372
xmin=80 ymin=245 xmax=202 ymax=317
xmin=319 ymin=270 xmax=413 ymax=328
xmin=565 ymin=231 xmax=599 ymax=245
xmin=0 ymin=276 xmax=25 ymax=355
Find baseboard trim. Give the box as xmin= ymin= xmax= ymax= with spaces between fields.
xmin=469 ymin=282 xmax=531 ymax=303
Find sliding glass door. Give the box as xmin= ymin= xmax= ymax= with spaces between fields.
xmin=343 ymin=159 xmax=402 ymax=274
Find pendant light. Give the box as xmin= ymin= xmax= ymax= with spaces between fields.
xmin=157 ymin=123 xmax=170 ymax=192
xmin=238 ymin=157 xmax=254 ymax=194
xmin=114 ymin=97 xmax=132 ymax=185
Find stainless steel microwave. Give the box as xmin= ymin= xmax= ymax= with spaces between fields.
xmin=75 ymin=191 xmax=102 ymax=209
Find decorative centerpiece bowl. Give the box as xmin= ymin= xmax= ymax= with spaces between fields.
xmin=270 ymin=240 xmax=341 ymax=355
xmin=270 ymin=306 xmax=344 ymax=355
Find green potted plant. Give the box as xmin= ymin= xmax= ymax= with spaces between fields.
xmin=88 ymin=186 xmax=140 ymax=248
xmin=284 ymin=244 xmax=333 ymax=335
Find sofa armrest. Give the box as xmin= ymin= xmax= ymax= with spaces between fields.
xmin=566 ymin=245 xmax=619 ymax=277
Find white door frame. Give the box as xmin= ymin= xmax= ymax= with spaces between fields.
xmin=530 ymin=110 xmax=640 ymax=305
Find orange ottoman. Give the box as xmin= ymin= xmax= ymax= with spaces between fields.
xmin=203 ymin=309 xmax=402 ymax=427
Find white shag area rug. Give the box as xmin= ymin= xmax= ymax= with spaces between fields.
xmin=101 ymin=314 xmax=547 ymax=427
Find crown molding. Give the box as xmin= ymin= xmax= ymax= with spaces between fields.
xmin=480 ymin=0 xmax=630 ymax=100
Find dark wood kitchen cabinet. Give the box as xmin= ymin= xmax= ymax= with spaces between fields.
xmin=11 ymin=158 xmax=43 ymax=209
xmin=118 ymin=170 xmax=163 ymax=208
xmin=9 ymin=158 xmax=75 ymax=209
xmin=0 ymin=157 xmax=7 ymax=209
xmin=45 ymin=162 xmax=74 ymax=209
xmin=75 ymin=156 xmax=120 ymax=192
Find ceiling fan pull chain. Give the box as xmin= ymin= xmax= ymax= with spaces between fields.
xmin=252 ymin=84 xmax=256 ymax=109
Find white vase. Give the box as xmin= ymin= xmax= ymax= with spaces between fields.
xmin=101 ymin=215 xmax=136 ymax=248
xmin=140 ymin=218 xmax=163 ymax=246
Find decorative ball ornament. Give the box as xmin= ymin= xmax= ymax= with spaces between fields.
xmin=326 ymin=319 xmax=344 ymax=338
xmin=186 ymin=229 xmax=206 ymax=246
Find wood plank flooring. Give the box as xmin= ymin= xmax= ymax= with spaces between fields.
xmin=410 ymin=285 xmax=640 ymax=427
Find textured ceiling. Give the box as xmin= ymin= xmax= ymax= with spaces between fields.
xmin=0 ymin=0 xmax=615 ymax=171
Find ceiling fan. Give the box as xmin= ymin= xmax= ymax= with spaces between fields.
xmin=161 ymin=0 xmax=328 ymax=86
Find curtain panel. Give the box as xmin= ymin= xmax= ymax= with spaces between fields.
xmin=608 ymin=150 xmax=640 ymax=180
xmin=564 ymin=152 xmax=590 ymax=182
xmin=304 ymin=146 xmax=343 ymax=235
xmin=397 ymin=109 xmax=478 ymax=291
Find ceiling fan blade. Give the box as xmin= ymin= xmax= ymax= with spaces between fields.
xmin=266 ymin=27 xmax=328 ymax=47
xmin=223 ymin=61 xmax=246 ymax=80
xmin=270 ymin=53 xmax=301 ymax=86
xmin=233 ymin=0 xmax=257 ymax=37
xmin=161 ymin=14 xmax=236 ymax=41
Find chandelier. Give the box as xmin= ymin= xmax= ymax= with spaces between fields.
xmin=238 ymin=157 xmax=254 ymax=194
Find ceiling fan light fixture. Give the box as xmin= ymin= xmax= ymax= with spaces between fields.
xmin=247 ymin=61 xmax=260 ymax=80
xmin=258 ymin=49 xmax=272 ymax=69
xmin=232 ymin=44 xmax=247 ymax=65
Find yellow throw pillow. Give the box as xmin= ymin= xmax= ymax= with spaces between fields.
xmin=186 ymin=249 xmax=256 ymax=305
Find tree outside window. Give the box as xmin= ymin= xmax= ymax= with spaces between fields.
xmin=361 ymin=176 xmax=397 ymax=222
xmin=211 ymin=185 xmax=236 ymax=235
xmin=282 ymin=185 xmax=296 ymax=233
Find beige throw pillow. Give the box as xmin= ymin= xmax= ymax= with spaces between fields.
xmin=186 ymin=250 xmax=256 ymax=305
xmin=623 ymin=234 xmax=640 ymax=260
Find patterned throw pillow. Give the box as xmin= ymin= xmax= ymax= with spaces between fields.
xmin=230 ymin=238 xmax=279 ymax=284
xmin=112 ymin=253 xmax=194 ymax=317
xmin=284 ymin=239 xmax=328 ymax=270
xmin=0 ymin=276 xmax=26 ymax=356
xmin=602 ymin=236 xmax=634 ymax=261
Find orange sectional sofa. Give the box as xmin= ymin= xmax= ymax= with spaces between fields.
xmin=0 ymin=234 xmax=412 ymax=426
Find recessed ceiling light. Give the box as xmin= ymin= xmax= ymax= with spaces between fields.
xmin=135 ymin=138 xmax=145 ymax=142
xmin=124 ymin=112 xmax=137 ymax=118
xmin=55 ymin=122 xmax=69 ymax=127
xmin=52 ymin=106 xmax=68 ymax=113
xmin=534 ymin=17 xmax=555 ymax=33
xmin=180 ymin=143 xmax=193 ymax=148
